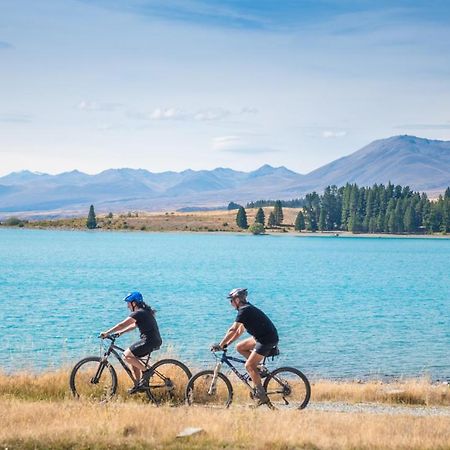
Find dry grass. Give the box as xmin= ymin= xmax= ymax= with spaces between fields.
xmin=313 ymin=379 xmax=450 ymax=406
xmin=1 ymin=398 xmax=450 ymax=450
xmin=1 ymin=371 xmax=450 ymax=449
xmin=22 ymin=208 xmax=303 ymax=233
xmin=1 ymin=369 xmax=449 ymax=406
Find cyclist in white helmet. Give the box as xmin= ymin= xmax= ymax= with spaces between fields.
xmin=213 ymin=288 xmax=279 ymax=404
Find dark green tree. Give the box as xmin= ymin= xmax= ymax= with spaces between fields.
xmin=86 ymin=205 xmax=97 ymax=229
xmin=255 ymin=207 xmax=265 ymax=226
xmin=227 ymin=201 xmax=242 ymax=210
xmin=267 ymin=211 xmax=276 ymax=228
xmin=236 ymin=206 xmax=248 ymax=229
xmin=273 ymin=200 xmax=284 ymax=225
xmin=403 ymin=205 xmax=416 ymax=233
xmin=294 ymin=211 xmax=305 ymax=231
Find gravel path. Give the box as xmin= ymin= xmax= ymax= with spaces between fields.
xmin=309 ymin=401 xmax=450 ymax=417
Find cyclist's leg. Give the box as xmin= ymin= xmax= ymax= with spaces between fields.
xmin=236 ymin=337 xmax=256 ymax=359
xmin=247 ymin=342 xmax=278 ymax=402
xmin=245 ymin=350 xmax=265 ymax=387
xmin=125 ymin=339 xmax=151 ymax=380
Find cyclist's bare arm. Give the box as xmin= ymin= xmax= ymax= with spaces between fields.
xmin=220 ymin=322 xmax=244 ymax=348
xmin=116 ymin=322 xmax=137 ymax=335
xmin=101 ymin=317 xmax=136 ymax=337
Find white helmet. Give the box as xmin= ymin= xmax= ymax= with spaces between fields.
xmin=227 ymin=288 xmax=248 ymax=300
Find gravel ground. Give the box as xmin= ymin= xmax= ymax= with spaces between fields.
xmin=309 ymin=401 xmax=450 ymax=416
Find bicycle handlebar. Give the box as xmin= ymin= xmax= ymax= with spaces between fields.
xmin=99 ymin=333 xmax=120 ymax=341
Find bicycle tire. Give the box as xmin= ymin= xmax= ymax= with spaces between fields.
xmin=185 ymin=370 xmax=233 ymax=408
xmin=263 ymin=366 xmax=311 ymax=410
xmin=69 ymin=356 xmax=118 ymax=401
xmin=146 ymin=358 xmax=192 ymax=406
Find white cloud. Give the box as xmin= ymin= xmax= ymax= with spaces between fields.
xmin=194 ymin=108 xmax=230 ymax=121
xmin=77 ymin=100 xmax=122 ymax=112
xmin=150 ymin=107 xmax=185 ymax=120
xmin=126 ymin=106 xmax=258 ymax=122
xmin=212 ymin=135 xmax=278 ymax=154
xmin=322 ymin=130 xmax=347 ymax=138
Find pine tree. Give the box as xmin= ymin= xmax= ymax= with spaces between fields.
xmin=273 ymin=200 xmax=284 ymax=225
xmin=267 ymin=211 xmax=276 ymax=228
xmin=403 ymin=205 xmax=416 ymax=233
xmin=442 ymin=187 xmax=450 ymax=233
xmin=294 ymin=211 xmax=305 ymax=231
xmin=236 ymin=207 xmax=248 ymax=229
xmin=86 ymin=205 xmax=97 ymax=229
xmin=255 ymin=207 xmax=265 ymax=226
xmin=318 ymin=207 xmax=326 ymax=231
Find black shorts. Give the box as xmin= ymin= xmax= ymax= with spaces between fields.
xmin=254 ymin=341 xmax=278 ymax=357
xmin=129 ymin=338 xmax=160 ymax=358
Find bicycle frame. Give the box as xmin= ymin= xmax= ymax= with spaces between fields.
xmin=210 ymin=350 xmax=260 ymax=392
xmin=93 ymin=335 xmax=151 ymax=384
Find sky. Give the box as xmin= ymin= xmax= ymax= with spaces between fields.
xmin=1 ymin=0 xmax=450 ymax=176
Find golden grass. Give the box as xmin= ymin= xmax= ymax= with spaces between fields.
xmin=1 ymin=369 xmax=449 ymax=406
xmin=22 ymin=208 xmax=303 ymax=233
xmin=1 ymin=398 xmax=450 ymax=450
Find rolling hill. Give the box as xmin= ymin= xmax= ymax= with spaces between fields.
xmin=0 ymin=135 xmax=449 ymax=216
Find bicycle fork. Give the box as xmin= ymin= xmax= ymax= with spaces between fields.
xmin=208 ymin=361 xmax=222 ymax=395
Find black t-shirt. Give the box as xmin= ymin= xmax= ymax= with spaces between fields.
xmin=235 ymin=303 xmax=278 ymax=344
xmin=130 ymin=308 xmax=162 ymax=346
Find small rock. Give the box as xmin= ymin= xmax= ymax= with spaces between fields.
xmin=176 ymin=427 xmax=205 ymax=438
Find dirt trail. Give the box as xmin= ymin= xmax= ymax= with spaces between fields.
xmin=309 ymin=401 xmax=450 ymax=416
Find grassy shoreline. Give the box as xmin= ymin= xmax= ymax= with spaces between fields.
xmin=1 ymin=208 xmax=448 ymax=238
xmin=1 ymin=371 xmax=449 ymax=449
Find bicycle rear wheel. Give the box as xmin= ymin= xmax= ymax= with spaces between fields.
xmin=263 ymin=366 xmax=311 ymax=410
xmin=146 ymin=359 xmax=192 ymax=406
xmin=185 ymin=370 xmax=233 ymax=408
xmin=69 ymin=356 xmax=117 ymax=401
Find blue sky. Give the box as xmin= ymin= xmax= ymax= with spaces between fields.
xmin=1 ymin=0 xmax=450 ymax=175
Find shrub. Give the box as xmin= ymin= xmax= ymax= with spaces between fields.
xmin=249 ymin=223 xmax=265 ymax=235
xmin=5 ymin=217 xmax=23 ymax=226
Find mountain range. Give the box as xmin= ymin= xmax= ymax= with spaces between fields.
xmin=1 ymin=135 xmax=449 ymax=216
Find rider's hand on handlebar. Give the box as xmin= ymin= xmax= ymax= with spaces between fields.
xmin=99 ymin=332 xmax=108 ymax=339
xmin=210 ymin=343 xmax=228 ymax=352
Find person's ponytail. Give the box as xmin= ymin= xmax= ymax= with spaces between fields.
xmin=140 ymin=301 xmax=156 ymax=316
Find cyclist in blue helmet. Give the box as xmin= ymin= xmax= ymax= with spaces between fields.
xmin=100 ymin=291 xmax=162 ymax=393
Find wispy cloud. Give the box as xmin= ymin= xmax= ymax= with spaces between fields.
xmin=212 ymin=135 xmax=278 ymax=154
xmin=322 ymin=130 xmax=347 ymax=138
xmin=77 ymin=100 xmax=122 ymax=112
xmin=394 ymin=122 xmax=450 ymax=130
xmin=150 ymin=107 xmax=186 ymax=120
xmin=127 ymin=106 xmax=257 ymax=122
xmin=0 ymin=113 xmax=32 ymax=123
xmin=0 ymin=41 xmax=13 ymax=50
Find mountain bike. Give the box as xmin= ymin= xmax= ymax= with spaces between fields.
xmin=185 ymin=346 xmax=310 ymax=409
xmin=69 ymin=334 xmax=191 ymax=405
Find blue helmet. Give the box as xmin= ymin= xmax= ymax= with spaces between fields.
xmin=123 ymin=291 xmax=143 ymax=304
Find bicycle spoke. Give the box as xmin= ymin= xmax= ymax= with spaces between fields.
xmin=264 ymin=367 xmax=311 ymax=410
xmin=70 ymin=357 xmax=116 ymax=402
xmin=146 ymin=359 xmax=191 ymax=406
xmin=186 ymin=370 xmax=233 ymax=408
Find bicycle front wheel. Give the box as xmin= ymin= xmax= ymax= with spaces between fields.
xmin=146 ymin=359 xmax=192 ymax=406
xmin=69 ymin=356 xmax=117 ymax=402
xmin=263 ymin=366 xmax=311 ymax=410
xmin=185 ymin=370 xmax=233 ymax=408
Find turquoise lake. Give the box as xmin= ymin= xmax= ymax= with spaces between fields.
xmin=1 ymin=228 xmax=449 ymax=380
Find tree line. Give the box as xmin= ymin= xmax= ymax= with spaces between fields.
xmin=236 ymin=183 xmax=450 ymax=234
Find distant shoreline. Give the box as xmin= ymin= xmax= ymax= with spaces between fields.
xmin=1 ymin=224 xmax=449 ymax=239
xmin=1 ymin=208 xmax=449 ymax=239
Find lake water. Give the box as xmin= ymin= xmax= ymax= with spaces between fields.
xmin=0 ymin=228 xmax=449 ymax=380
